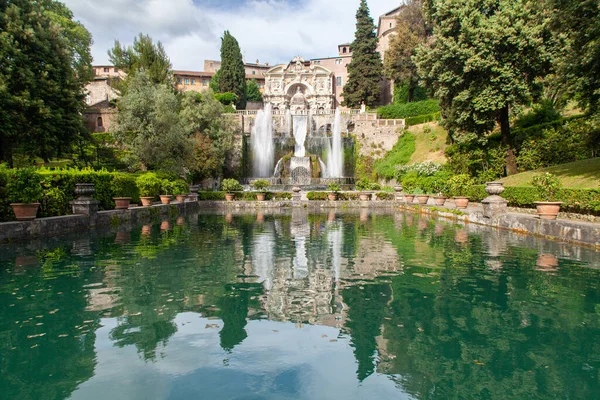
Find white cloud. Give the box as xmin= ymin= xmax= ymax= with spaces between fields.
xmin=63 ymin=0 xmax=401 ymax=70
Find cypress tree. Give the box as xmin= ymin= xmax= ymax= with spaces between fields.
xmin=342 ymin=0 xmax=383 ymax=108
xmin=218 ymin=31 xmax=247 ymax=110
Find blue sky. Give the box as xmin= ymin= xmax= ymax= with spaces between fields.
xmin=62 ymin=0 xmax=401 ymax=70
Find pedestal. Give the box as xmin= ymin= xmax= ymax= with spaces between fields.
xmin=482 ymin=182 xmax=508 ymax=218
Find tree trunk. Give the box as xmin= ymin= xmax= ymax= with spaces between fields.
xmin=499 ymin=105 xmax=518 ymax=175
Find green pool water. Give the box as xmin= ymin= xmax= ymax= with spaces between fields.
xmin=1 ymin=210 xmax=600 ymax=400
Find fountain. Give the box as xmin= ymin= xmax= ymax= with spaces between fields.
xmin=251 ymin=103 xmax=274 ymax=178
xmin=326 ymin=109 xmax=344 ymax=178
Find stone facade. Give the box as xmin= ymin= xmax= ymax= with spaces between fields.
xmin=83 ymin=100 xmax=117 ymax=133
xmin=263 ymin=56 xmax=335 ymax=113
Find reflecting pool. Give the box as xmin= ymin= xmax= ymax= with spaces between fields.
xmin=1 ymin=210 xmax=600 ymax=399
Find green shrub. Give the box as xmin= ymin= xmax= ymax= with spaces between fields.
xmin=406 ymin=112 xmax=441 ymax=126
xmin=445 ymin=174 xmax=475 ymax=198
xmin=214 ymin=92 xmax=238 ymax=106
xmin=355 ymin=179 xmax=380 ymax=191
xmin=136 ymin=173 xmax=162 ymax=198
xmin=40 ymin=187 xmax=69 ymax=218
xmin=252 ymin=179 xmax=270 ymax=192
xmin=377 ymin=100 xmax=440 ymax=119
xmin=111 ymin=174 xmax=139 ymax=199
xmin=221 ymin=178 xmax=243 ymax=193
xmin=376 ymin=192 xmax=395 ymax=200
xmin=514 ymin=100 xmax=561 ymax=130
xmin=6 ymin=168 xmax=44 ymax=203
xmin=393 ymin=83 xmax=428 ymax=104
xmin=306 ymin=192 xmax=359 ymax=201
xmin=531 ymin=173 xmax=562 ymax=201
xmin=197 ymin=191 xmax=292 ymax=201
xmin=374 ymin=133 xmax=416 ymax=179
xmin=327 ymin=182 xmax=341 ymax=192
xmin=170 ymin=179 xmax=190 ymax=195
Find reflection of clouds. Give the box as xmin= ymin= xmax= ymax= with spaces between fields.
xmin=252 ymin=230 xmax=275 ymax=291
xmin=71 ymin=313 xmax=404 ymax=400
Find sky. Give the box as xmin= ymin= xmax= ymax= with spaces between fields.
xmin=62 ymin=0 xmax=402 ymax=70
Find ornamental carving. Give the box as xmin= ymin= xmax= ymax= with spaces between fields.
xmin=264 ymin=56 xmax=335 ymax=114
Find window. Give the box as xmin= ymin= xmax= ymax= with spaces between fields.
xmin=336 ymin=76 xmax=342 ymax=87
xmin=177 ymin=78 xmax=182 ymax=84
xmin=103 ymin=67 xmax=109 ymax=73
xmin=335 ymin=59 xmax=342 ymax=65
xmin=390 ymin=22 xmax=392 ymax=28
xmin=184 ymin=78 xmax=189 ymax=85
xmin=343 ymin=47 xmax=347 ymax=54
xmin=257 ymin=82 xmax=261 ymax=88
xmin=202 ymin=79 xmax=208 ymax=86
xmin=97 ymin=117 xmax=103 ymax=127
xmin=191 ymin=79 xmax=196 ymax=85
xmin=252 ymin=71 xmax=256 ymax=75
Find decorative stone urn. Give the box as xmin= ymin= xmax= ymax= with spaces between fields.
xmin=482 ymin=182 xmax=508 ymax=218
xmin=292 ymin=186 xmax=302 ymax=202
xmin=394 ymin=185 xmax=403 ymax=201
xmin=75 ymin=183 xmax=95 ymax=199
xmin=71 ymin=183 xmax=100 ymax=226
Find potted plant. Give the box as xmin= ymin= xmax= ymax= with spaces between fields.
xmin=432 ymin=180 xmax=447 ymax=206
xmin=171 ymin=179 xmax=190 ymax=202
xmin=355 ymin=179 xmax=372 ymax=201
xmin=136 ymin=173 xmax=161 ymax=206
xmin=7 ymin=168 xmax=44 ymax=221
xmin=447 ymin=174 xmax=474 ymax=209
xmin=328 ymin=182 xmax=341 ymax=201
xmin=531 ymin=172 xmax=563 ymax=220
xmin=112 ymin=175 xmax=134 ymax=210
xmin=160 ymin=180 xmax=173 ymax=204
xmin=252 ymin=179 xmax=270 ymax=201
xmin=414 ymin=188 xmax=429 ymax=205
xmin=221 ymin=178 xmax=243 ymax=201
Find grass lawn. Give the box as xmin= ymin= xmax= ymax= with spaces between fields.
xmin=407 ymin=122 xmax=448 ymax=164
xmin=500 ymin=158 xmax=600 ymax=188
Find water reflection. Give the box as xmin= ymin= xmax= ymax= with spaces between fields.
xmin=1 ymin=210 xmax=600 ymax=399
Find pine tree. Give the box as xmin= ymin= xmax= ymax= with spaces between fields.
xmin=218 ymin=31 xmax=247 ymax=110
xmin=342 ymin=0 xmax=383 ymax=108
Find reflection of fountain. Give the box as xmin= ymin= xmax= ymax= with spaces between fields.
xmin=328 ymin=222 xmax=343 ymax=281
xmin=252 ymin=103 xmax=274 ymax=177
xmin=253 ymin=231 xmax=275 ymax=291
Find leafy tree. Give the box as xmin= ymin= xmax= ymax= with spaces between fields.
xmin=180 ymin=90 xmax=238 ymax=181
xmin=114 ymin=72 xmax=191 ymax=175
xmin=415 ymin=0 xmax=550 ymax=174
xmin=108 ymin=33 xmax=174 ymax=94
xmin=547 ymin=0 xmax=600 ymax=115
xmin=246 ymin=79 xmax=263 ymax=102
xmin=209 ymin=69 xmax=221 ymax=92
xmin=218 ymin=31 xmax=247 ymax=109
xmin=342 ymin=0 xmax=384 ymax=108
xmin=384 ymin=0 xmax=431 ymax=103
xmin=0 ymin=0 xmax=92 ymax=165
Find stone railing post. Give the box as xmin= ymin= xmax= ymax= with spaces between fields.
xmin=70 ymin=183 xmax=100 ymax=227
xmin=482 ymin=182 xmax=508 ymax=218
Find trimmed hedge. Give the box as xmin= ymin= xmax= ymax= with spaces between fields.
xmin=466 ymin=185 xmax=600 ymax=215
xmin=0 ymin=168 xmax=190 ymax=222
xmin=406 ymin=112 xmax=441 ymax=126
xmin=198 ymin=191 xmax=292 ymax=201
xmin=377 ymin=100 xmax=440 ymax=120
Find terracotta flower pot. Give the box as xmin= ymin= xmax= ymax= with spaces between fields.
xmin=359 ymin=193 xmax=371 ymax=201
xmin=404 ymin=195 xmax=415 ymax=204
xmin=454 ymin=196 xmax=470 ymax=209
xmin=175 ymin=194 xmax=187 ymax=202
xmin=434 ymin=196 xmax=447 ymax=206
xmin=256 ymin=193 xmax=266 ymax=201
xmin=416 ymin=195 xmax=429 ymax=205
xmin=10 ymin=203 xmax=40 ymax=221
xmin=176 ymin=216 xmax=185 ymax=226
xmin=328 ymin=193 xmax=338 ymax=201
xmin=160 ymin=195 xmax=172 ymax=205
xmin=141 ymin=225 xmax=152 ymax=236
xmin=225 ymin=193 xmax=235 ymax=201
xmin=113 ymin=197 xmax=131 ymax=210
xmin=535 ymin=201 xmax=562 ymax=220
xmin=536 ymin=253 xmax=559 ymax=270
xmin=140 ymin=197 xmax=154 ymax=207
xmin=160 ymin=220 xmax=171 ymax=231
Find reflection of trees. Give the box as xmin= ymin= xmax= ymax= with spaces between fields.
xmin=342 ymin=283 xmax=392 ymax=381
xmin=218 ymin=283 xmax=263 ymax=352
xmin=0 ymin=248 xmax=99 ymax=400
